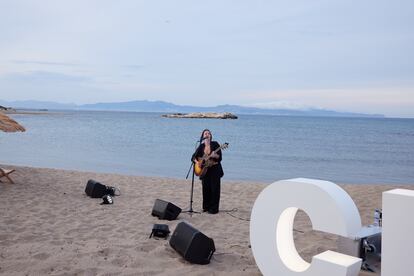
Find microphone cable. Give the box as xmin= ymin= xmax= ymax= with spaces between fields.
xmin=223 ymin=208 xmax=250 ymax=221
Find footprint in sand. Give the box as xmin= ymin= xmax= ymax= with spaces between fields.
xmin=111 ymin=257 xmax=128 ymax=267
xmin=136 ymin=244 xmax=154 ymax=253
xmin=32 ymin=252 xmax=50 ymax=260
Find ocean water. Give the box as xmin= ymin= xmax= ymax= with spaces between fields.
xmin=1 ymin=111 xmax=413 ymax=184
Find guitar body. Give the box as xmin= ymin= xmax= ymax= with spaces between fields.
xmin=194 ymin=158 xmax=216 ymax=178
xmin=193 ymin=142 xmax=229 ymax=178
xmin=194 ymin=159 xmax=207 ymax=177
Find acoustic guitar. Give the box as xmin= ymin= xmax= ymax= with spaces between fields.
xmin=194 ymin=142 xmax=229 ymax=178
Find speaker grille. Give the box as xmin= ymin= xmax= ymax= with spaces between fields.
xmin=169 ymin=221 xmax=215 ymax=264
xmin=85 ymin=179 xmax=107 ymax=198
xmin=152 ymin=199 xmax=181 ymax=220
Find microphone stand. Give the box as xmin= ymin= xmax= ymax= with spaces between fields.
xmin=183 ymin=140 xmax=201 ymax=215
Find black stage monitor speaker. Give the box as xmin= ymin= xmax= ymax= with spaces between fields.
xmin=151 ymin=199 xmax=182 ymax=220
xmin=169 ymin=221 xmax=215 ymax=265
xmin=85 ymin=179 xmax=107 ymax=198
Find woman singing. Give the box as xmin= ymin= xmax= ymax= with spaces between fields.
xmin=192 ymin=129 xmax=224 ymax=214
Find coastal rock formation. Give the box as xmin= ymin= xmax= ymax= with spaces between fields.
xmin=0 ymin=105 xmax=16 ymax=112
xmin=162 ymin=112 xmax=238 ymax=119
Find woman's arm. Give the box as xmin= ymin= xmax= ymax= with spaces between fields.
xmin=210 ymin=142 xmax=222 ymax=162
xmin=191 ymin=144 xmax=203 ymax=162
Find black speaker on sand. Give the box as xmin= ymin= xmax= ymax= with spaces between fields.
xmin=85 ymin=179 xmax=107 ymax=198
xmin=152 ymin=199 xmax=182 ymax=220
xmin=169 ymin=221 xmax=215 ymax=265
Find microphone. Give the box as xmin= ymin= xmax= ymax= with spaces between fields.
xmin=198 ymin=137 xmax=209 ymax=142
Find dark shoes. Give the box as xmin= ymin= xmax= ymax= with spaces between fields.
xmin=203 ymin=206 xmax=219 ymax=214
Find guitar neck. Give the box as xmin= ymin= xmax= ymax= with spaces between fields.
xmin=207 ymin=145 xmax=225 ymax=159
xmin=212 ymin=146 xmax=222 ymax=155
xmin=200 ymin=142 xmax=228 ymax=160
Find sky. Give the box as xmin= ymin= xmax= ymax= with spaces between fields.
xmin=0 ymin=0 xmax=414 ymax=117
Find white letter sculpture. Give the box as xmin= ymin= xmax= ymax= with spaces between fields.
xmin=382 ymin=189 xmax=414 ymax=276
xmin=250 ymin=178 xmax=362 ymax=276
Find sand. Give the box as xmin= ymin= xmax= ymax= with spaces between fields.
xmin=0 ymin=165 xmax=412 ymax=275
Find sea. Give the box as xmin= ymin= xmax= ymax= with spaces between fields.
xmin=1 ymin=111 xmax=414 ymax=184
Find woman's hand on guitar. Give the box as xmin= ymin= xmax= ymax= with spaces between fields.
xmin=210 ymin=152 xmax=219 ymax=159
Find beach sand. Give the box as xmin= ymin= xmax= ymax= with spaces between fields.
xmin=1 ymin=165 xmax=412 ymax=275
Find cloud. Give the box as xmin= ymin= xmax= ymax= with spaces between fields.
xmin=239 ymin=86 xmax=414 ymax=117
xmin=122 ymin=65 xmax=145 ymax=70
xmin=1 ymin=70 xmax=92 ymax=83
xmin=11 ymin=60 xmax=80 ymax=67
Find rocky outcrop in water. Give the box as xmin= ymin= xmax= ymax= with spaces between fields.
xmin=0 ymin=105 xmax=16 ymax=112
xmin=162 ymin=112 xmax=238 ymax=119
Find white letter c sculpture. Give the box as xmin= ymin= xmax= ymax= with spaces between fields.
xmin=250 ymin=178 xmax=363 ymax=276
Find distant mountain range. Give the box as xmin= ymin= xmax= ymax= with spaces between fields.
xmin=0 ymin=99 xmax=384 ymax=118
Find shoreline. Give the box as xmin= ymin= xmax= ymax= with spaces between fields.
xmin=2 ymin=163 xmax=412 ymax=186
xmin=0 ymin=163 xmax=270 ymax=185
xmin=1 ymin=164 xmax=413 ymax=275
xmin=2 ymin=109 xmax=53 ymax=115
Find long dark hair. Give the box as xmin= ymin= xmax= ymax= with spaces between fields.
xmin=199 ymin=129 xmax=212 ymax=143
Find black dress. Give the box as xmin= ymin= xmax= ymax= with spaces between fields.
xmin=192 ymin=141 xmax=224 ymax=214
